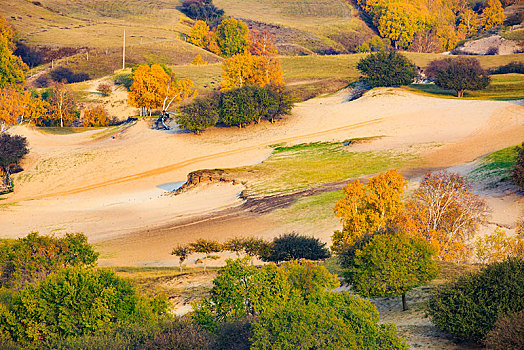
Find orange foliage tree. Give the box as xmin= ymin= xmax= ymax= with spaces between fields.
xmin=0 ymin=87 xmax=28 ymax=131
xmin=221 ymin=52 xmax=283 ymax=90
xmin=396 ymin=171 xmax=489 ymax=262
xmin=332 ymin=169 xmax=408 ymax=253
xmin=82 ymin=105 xmax=109 ymax=127
xmin=248 ymin=30 xmax=278 ymax=56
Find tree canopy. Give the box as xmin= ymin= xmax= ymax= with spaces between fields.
xmin=348 ymin=232 xmax=438 ymax=310
xmin=0 ymin=133 xmax=28 ymax=190
xmin=428 ymin=57 xmax=490 ymax=97
xmin=261 ymin=233 xmax=331 ymax=263
xmin=0 ymin=15 xmax=27 ymax=89
xmin=357 ymin=51 xmax=417 ymax=87
xmin=214 ymin=18 xmax=249 ymax=58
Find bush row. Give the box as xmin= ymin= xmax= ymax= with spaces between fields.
xmin=176 ymin=85 xmax=293 ymax=133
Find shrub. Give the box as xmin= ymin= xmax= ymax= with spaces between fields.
xmin=512 ymin=142 xmax=524 ymax=189
xmin=251 ymin=291 xmax=408 ymax=350
xmin=427 ymin=57 xmax=490 ymax=97
xmin=1 ymin=267 xmax=167 ymax=343
xmin=114 ymin=73 xmax=133 ymax=90
xmin=485 ymin=311 xmax=524 ymax=350
xmin=49 ymin=66 xmax=90 ymax=84
xmin=489 ymin=61 xmax=524 ymax=74
xmin=142 ymin=318 xmax=213 ymax=350
xmin=0 ymin=232 xmax=99 ymax=289
xmin=96 ymin=83 xmax=112 ymax=96
xmin=261 ymin=233 xmax=331 ymax=263
xmin=181 ymin=0 xmax=224 ymax=23
xmin=14 ymin=43 xmax=43 ymax=68
xmin=428 ymin=258 xmax=524 ymax=342
xmin=213 ymin=317 xmax=254 ymax=350
xmin=33 ymin=73 xmax=51 ymax=88
xmin=176 ymin=96 xmax=219 ymax=134
xmin=356 ymin=51 xmax=417 ymax=87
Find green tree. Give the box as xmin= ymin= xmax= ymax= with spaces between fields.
xmin=251 ymin=291 xmax=408 ymax=350
xmin=171 ymin=245 xmax=193 ymax=272
xmin=0 ymin=232 xmax=99 ymax=289
xmin=0 ymin=267 xmax=166 ymax=342
xmin=348 ymin=233 xmax=438 ymax=311
xmin=189 ymin=239 xmax=222 ymax=272
xmin=214 ymin=18 xmax=249 ymax=57
xmin=192 ymin=258 xmax=291 ymax=330
xmin=261 ymin=233 xmax=330 ymax=263
xmin=356 ymin=51 xmax=417 ymax=87
xmin=428 ymin=57 xmax=490 ymax=97
xmin=0 ymin=133 xmax=28 ymax=191
xmin=176 ymin=96 xmax=219 ymax=134
xmin=428 ymin=258 xmax=524 ymax=342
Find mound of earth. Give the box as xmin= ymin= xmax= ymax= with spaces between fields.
xmin=454 ymin=34 xmax=522 ymax=55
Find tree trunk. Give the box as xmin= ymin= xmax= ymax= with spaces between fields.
xmin=179 ymin=263 xmax=183 ymax=272
xmin=457 ymin=90 xmax=464 ymax=98
xmin=402 ymin=293 xmax=408 ymax=311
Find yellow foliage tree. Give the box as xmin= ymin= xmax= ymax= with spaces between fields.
xmin=332 ymin=169 xmax=407 ymax=252
xmin=25 ymin=94 xmax=51 ymax=127
xmin=481 ymin=0 xmax=505 ymax=31
xmin=188 ymin=20 xmax=211 ymax=48
xmin=0 ymin=16 xmax=27 ymax=89
xmin=474 ymin=228 xmax=524 ymax=264
xmin=191 ymin=54 xmax=207 ymax=65
xmin=221 ymin=52 xmax=283 ymax=90
xmin=457 ymin=8 xmax=480 ymax=37
xmin=375 ymin=2 xmax=422 ymax=48
xmin=128 ymin=64 xmax=197 ymax=115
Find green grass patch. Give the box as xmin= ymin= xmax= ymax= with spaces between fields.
xmin=470 ymin=145 xmax=519 ymax=184
xmin=501 ymin=28 xmax=524 ymax=41
xmin=37 ymin=127 xmax=106 ymax=135
xmin=407 ymin=74 xmax=524 ymax=100
xmin=277 ymin=189 xmax=344 ymax=225
xmin=230 ymin=141 xmax=417 ymax=195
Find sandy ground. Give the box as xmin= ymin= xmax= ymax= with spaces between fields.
xmin=1 ymin=88 xmax=523 ymax=266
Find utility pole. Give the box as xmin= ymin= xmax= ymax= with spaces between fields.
xmin=122 ymin=29 xmax=126 ymax=70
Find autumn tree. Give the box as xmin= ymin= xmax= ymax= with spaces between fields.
xmin=475 ymin=228 xmax=524 ymax=264
xmin=48 ymin=82 xmax=77 ymax=127
xmin=128 ymin=63 xmax=196 ymax=116
xmin=221 ymin=52 xmax=283 ymax=90
xmin=82 ymin=105 xmax=109 ymax=127
xmin=481 ymin=0 xmax=505 ymax=31
xmin=0 ymin=133 xmax=28 ymax=190
xmin=191 ymin=54 xmax=207 ymax=65
xmin=188 ymin=20 xmax=212 ymax=49
xmin=375 ymin=2 xmax=421 ymax=49
xmin=348 ymin=233 xmax=438 ymax=311
xmin=357 ymin=51 xmax=417 ymax=87
xmin=457 ymin=8 xmax=481 ymax=37
xmin=248 ymin=30 xmax=278 ymax=56
xmin=0 ymin=86 xmax=28 ymax=131
xmin=0 ymin=15 xmax=27 ymax=89
xmin=332 ymin=169 xmax=407 ymax=253
xmin=428 ymin=57 xmax=490 ymax=97
xmin=189 ymin=239 xmax=222 ymax=272
xmin=397 ymin=171 xmax=489 ymax=262
xmin=171 ymin=245 xmax=193 ymax=272
xmin=214 ymin=18 xmax=249 ymax=57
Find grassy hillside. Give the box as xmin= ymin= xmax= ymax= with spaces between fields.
xmin=215 ymin=0 xmax=374 ymax=52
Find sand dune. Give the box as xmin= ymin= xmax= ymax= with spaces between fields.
xmin=1 ymin=89 xmax=522 ymax=262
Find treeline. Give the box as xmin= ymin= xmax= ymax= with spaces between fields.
xmin=356 ymin=0 xmax=510 ymax=52
xmin=176 ymin=85 xmax=293 ymax=133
